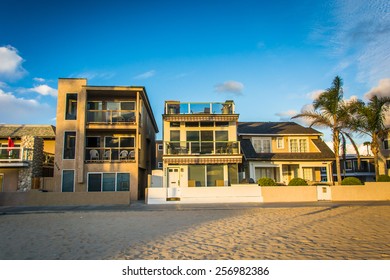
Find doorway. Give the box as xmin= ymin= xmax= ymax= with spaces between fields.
xmin=168 ymin=167 xmax=180 ymax=188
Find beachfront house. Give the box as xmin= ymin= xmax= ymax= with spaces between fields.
xmin=238 ymin=122 xmax=335 ymax=185
xmin=53 ymin=78 xmax=158 ymax=201
xmin=331 ymin=154 xmax=376 ymax=182
xmin=380 ymin=132 xmax=390 ymax=176
xmin=0 ymin=125 xmax=56 ymax=192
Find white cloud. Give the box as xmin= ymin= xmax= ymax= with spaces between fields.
xmin=133 ymin=70 xmax=156 ymax=80
xmin=364 ymin=78 xmax=390 ymax=100
xmin=33 ymin=77 xmax=45 ymax=83
xmin=0 ymin=89 xmax=54 ymax=124
xmin=0 ymin=45 xmax=27 ymax=80
xmin=214 ymin=80 xmax=244 ymax=95
xmin=69 ymin=71 xmax=115 ymax=81
xmin=31 ymin=84 xmax=58 ymax=97
xmin=307 ymin=89 xmax=324 ymax=100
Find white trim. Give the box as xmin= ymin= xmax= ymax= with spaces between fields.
xmin=61 ymin=169 xmax=75 ymax=192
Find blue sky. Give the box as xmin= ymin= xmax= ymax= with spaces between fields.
xmin=1 ymin=0 xmax=389 ymax=149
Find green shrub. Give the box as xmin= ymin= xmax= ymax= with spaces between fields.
xmin=341 ymin=177 xmax=363 ymax=185
xmin=288 ymin=178 xmax=308 ymax=186
xmin=257 ymin=177 xmax=277 ymax=186
xmin=377 ymin=175 xmax=390 ymax=182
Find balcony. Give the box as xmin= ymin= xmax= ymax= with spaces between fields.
xmin=165 ymin=101 xmax=235 ymax=115
xmin=85 ymin=147 xmax=136 ymax=163
xmin=164 ymin=141 xmax=240 ymax=156
xmin=0 ymin=147 xmax=32 ymax=167
xmin=87 ymin=110 xmax=136 ymax=124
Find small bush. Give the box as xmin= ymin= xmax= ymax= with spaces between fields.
xmin=377 ymin=175 xmax=390 ymax=182
xmin=258 ymin=177 xmax=277 ymax=186
xmin=288 ymin=178 xmax=308 ymax=186
xmin=341 ymin=177 xmax=363 ymax=185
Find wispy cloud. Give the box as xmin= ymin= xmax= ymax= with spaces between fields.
xmin=364 ymin=78 xmax=390 ymax=100
xmin=314 ymin=0 xmax=390 ymax=84
xmin=214 ymin=80 xmax=244 ymax=95
xmin=0 ymin=45 xmax=27 ymax=80
xmin=33 ymin=77 xmax=45 ymax=83
xmin=30 ymin=84 xmax=58 ymax=97
xmin=133 ymin=70 xmax=156 ymax=80
xmin=69 ymin=71 xmax=115 ymax=81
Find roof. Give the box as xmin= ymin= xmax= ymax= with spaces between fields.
xmin=238 ymin=122 xmax=322 ymax=136
xmin=0 ymin=125 xmax=56 ymax=139
xmin=240 ymin=138 xmax=335 ymax=161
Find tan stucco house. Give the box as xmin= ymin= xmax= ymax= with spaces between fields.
xmin=238 ymin=122 xmax=335 ymax=185
xmin=53 ymin=78 xmax=158 ymax=201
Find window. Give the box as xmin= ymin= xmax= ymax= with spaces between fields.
xmin=185 ymin=122 xmax=199 ymax=127
xmin=201 ymin=131 xmax=213 ymax=154
xmin=188 ymin=165 xmax=205 ymax=187
xmin=86 ymin=136 xmax=100 ymax=148
xmin=157 ymin=162 xmax=163 ymax=169
xmin=277 ymin=137 xmax=284 ymax=149
xmin=65 ymin=94 xmax=77 ymax=120
xmin=207 ymin=165 xmax=224 ymax=186
xmin=252 ymin=138 xmax=271 ymax=153
xmin=345 ymin=160 xmax=353 ymax=171
xmin=88 ymin=173 xmax=130 ymax=192
xmin=62 ymin=170 xmax=74 ymax=192
xmin=289 ymin=138 xmax=308 ymax=152
xmin=63 ymin=132 xmax=76 ymax=159
xmin=386 ymin=160 xmax=390 ymax=169
xmin=215 ymin=122 xmax=229 ymax=127
xmin=157 ymin=144 xmax=163 ymax=151
xmin=200 ymin=122 xmax=214 ymax=127
xmin=170 ymin=122 xmax=180 ymax=127
xmin=170 ymin=130 xmax=180 ymax=141
xmin=384 ymin=139 xmax=389 ymax=150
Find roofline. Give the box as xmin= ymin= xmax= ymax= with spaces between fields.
xmin=238 ymin=132 xmax=323 ymax=137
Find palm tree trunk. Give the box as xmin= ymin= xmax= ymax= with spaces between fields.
xmin=333 ymin=130 xmax=342 ymax=185
xmin=371 ymin=137 xmax=380 ymax=181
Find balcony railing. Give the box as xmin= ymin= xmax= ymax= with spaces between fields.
xmin=85 ymin=147 xmax=136 ymax=162
xmin=164 ymin=141 xmax=240 ymax=155
xmin=0 ymin=147 xmax=32 ymax=162
xmin=165 ymin=101 xmax=235 ymax=115
xmin=87 ymin=110 xmax=136 ymax=124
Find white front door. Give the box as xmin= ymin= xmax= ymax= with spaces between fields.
xmin=168 ymin=168 xmax=180 ymax=188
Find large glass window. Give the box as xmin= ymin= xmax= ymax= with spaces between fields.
xmin=88 ymin=173 xmax=130 ymax=192
xmin=207 ymin=165 xmax=224 ymax=187
xmin=62 ymin=170 xmax=74 ymax=192
xmin=228 ymin=164 xmax=238 ymax=185
xmin=63 ymin=132 xmax=76 ymax=159
xmin=252 ymin=138 xmax=271 ymax=153
xmin=65 ymin=93 xmax=77 ymax=120
xmin=186 ymin=131 xmax=200 ymax=153
xmin=188 ymin=165 xmax=205 ymax=187
xmin=201 ymin=131 xmax=213 ymax=154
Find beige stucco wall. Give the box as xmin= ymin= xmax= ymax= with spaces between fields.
xmin=261 ymin=186 xmax=318 ymax=202
xmin=331 ymin=182 xmax=390 ymax=201
xmin=0 ymin=191 xmax=130 ymax=206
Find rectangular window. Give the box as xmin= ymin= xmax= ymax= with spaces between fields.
xmin=63 ymin=132 xmax=76 ymax=159
xmin=277 ymin=137 xmax=284 ymax=149
xmin=62 ymin=170 xmax=74 ymax=192
xmin=185 ymin=122 xmax=199 ymax=127
xmin=170 ymin=130 xmax=180 ymax=141
xmin=252 ymin=138 xmax=271 ymax=153
xmin=384 ymin=140 xmax=389 ymax=150
xmin=157 ymin=144 xmax=163 ymax=151
xmin=228 ymin=164 xmax=238 ymax=185
xmin=201 ymin=131 xmax=213 ymax=154
xmin=86 ymin=136 xmax=100 ymax=148
xmin=170 ymin=122 xmax=181 ymax=127
xmin=188 ymin=165 xmax=205 ymax=187
xmin=215 ymin=122 xmax=229 ymax=127
xmin=88 ymin=173 xmax=130 ymax=192
xmin=207 ymin=165 xmax=224 ymax=187
xmin=290 ymin=138 xmax=308 ymax=153
xmin=386 ymin=160 xmax=390 ymax=169
xmin=65 ymin=94 xmax=77 ymax=120
xmin=200 ymin=122 xmax=214 ymax=127
xmin=157 ymin=162 xmax=163 ymax=169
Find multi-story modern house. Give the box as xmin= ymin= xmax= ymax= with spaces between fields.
xmin=162 ymin=100 xmax=242 ymax=197
xmin=0 ymin=125 xmax=56 ymax=192
xmin=54 ymin=78 xmax=158 ymax=201
xmin=238 ymin=122 xmax=335 ymax=184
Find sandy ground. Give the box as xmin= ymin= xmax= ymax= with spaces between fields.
xmin=0 ymin=203 xmax=389 ymax=260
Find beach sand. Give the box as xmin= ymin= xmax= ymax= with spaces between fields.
xmin=0 ymin=204 xmax=389 ymax=260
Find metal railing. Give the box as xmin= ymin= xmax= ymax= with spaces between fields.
xmin=87 ymin=110 xmax=136 ymax=124
xmin=164 ymin=141 xmax=240 ymax=155
xmin=85 ymin=147 xmax=136 ymax=162
xmin=165 ymin=101 xmax=235 ymax=115
xmin=0 ymin=147 xmax=32 ymax=162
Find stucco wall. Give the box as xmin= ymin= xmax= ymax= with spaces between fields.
xmin=331 ymin=182 xmax=390 ymax=201
xmin=0 ymin=191 xmax=130 ymax=206
xmin=261 ymin=186 xmax=318 ymax=202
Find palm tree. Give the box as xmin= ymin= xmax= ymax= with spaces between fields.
xmin=292 ymin=76 xmax=359 ymax=185
xmin=348 ymin=96 xmax=390 ymax=181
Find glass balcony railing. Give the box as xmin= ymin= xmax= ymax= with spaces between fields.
xmin=164 ymin=141 xmax=240 ymax=155
xmin=85 ymin=147 xmax=136 ymax=162
xmin=165 ymin=101 xmax=235 ymax=115
xmin=0 ymin=147 xmax=33 ymax=162
xmin=87 ymin=110 xmax=136 ymax=124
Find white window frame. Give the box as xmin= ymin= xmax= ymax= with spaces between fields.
xmin=251 ymin=137 xmax=272 ymax=153
xmin=276 ymin=137 xmax=284 ymax=149
xmin=288 ymin=137 xmax=309 ymax=153
xmin=157 ymin=144 xmax=163 ymax=151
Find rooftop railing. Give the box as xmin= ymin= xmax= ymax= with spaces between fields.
xmin=87 ymin=110 xmax=136 ymax=124
xmin=165 ymin=101 xmax=235 ymax=115
xmin=164 ymin=141 xmax=240 ymax=156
